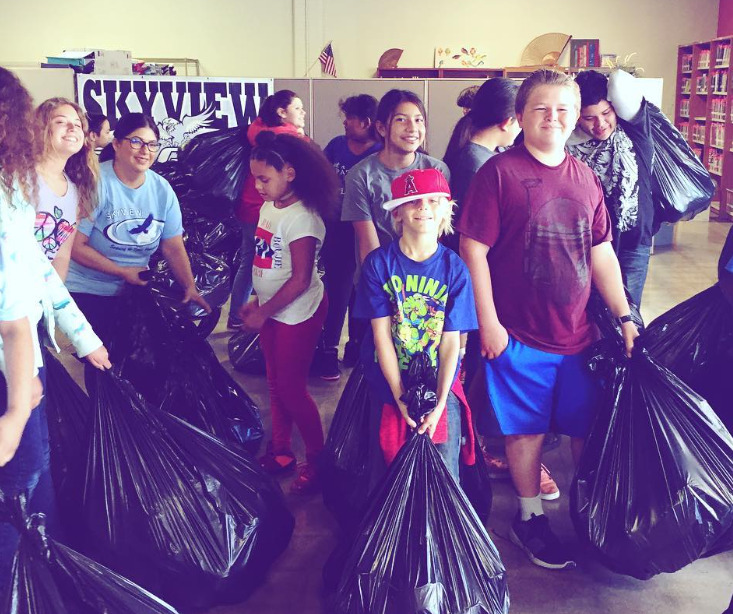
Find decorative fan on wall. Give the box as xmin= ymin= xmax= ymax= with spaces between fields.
xmin=521 ymin=33 xmax=572 ymax=66
xmin=378 ymin=48 xmax=404 ymax=69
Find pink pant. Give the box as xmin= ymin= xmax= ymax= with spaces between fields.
xmin=259 ymin=296 xmax=327 ymax=465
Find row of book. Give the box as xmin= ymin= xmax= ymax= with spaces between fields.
xmin=715 ymin=43 xmax=731 ymax=67
xmin=680 ymin=99 xmax=691 ymax=118
xmin=696 ymin=74 xmax=709 ymax=94
xmin=711 ymin=97 xmax=728 ymax=122
xmin=569 ymin=39 xmax=600 ymax=68
xmin=712 ymin=70 xmax=729 ymax=94
xmin=698 ymin=49 xmax=712 ymax=70
xmin=692 ymin=122 xmax=706 ymax=144
xmin=710 ymin=121 xmax=726 ymax=148
xmin=707 ymin=148 xmax=723 ymax=175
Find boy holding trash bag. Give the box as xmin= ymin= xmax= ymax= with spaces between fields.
xmin=567 ymin=69 xmax=656 ymax=307
xmin=354 ymin=168 xmax=477 ymax=482
xmin=458 ymin=69 xmax=638 ymax=570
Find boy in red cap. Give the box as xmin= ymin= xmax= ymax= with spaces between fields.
xmin=458 ymin=69 xmax=638 ymax=571
xmin=353 ymin=168 xmax=477 ymax=482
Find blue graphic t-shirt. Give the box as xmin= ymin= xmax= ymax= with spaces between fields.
xmin=66 ymin=160 xmax=183 ymax=296
xmin=354 ymin=240 xmax=478 ymax=404
xmin=323 ymin=135 xmax=382 ymax=199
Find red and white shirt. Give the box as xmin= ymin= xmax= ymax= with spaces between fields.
xmin=252 ymin=200 xmax=325 ymax=324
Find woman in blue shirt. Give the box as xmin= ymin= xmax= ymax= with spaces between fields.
xmin=67 ymin=113 xmax=210 ymax=344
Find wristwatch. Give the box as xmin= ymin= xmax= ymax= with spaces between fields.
xmin=616 ymin=314 xmax=634 ymax=326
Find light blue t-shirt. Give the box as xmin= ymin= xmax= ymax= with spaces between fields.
xmin=66 ymin=160 xmax=183 ymax=296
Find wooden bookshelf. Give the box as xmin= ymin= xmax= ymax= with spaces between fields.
xmin=676 ymin=36 xmax=733 ymax=221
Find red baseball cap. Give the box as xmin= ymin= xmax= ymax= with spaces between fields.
xmin=382 ymin=168 xmax=451 ymax=211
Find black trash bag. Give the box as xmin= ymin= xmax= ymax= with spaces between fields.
xmin=147 ymin=252 xmax=230 ymax=319
xmin=112 ymin=286 xmax=263 ymax=450
xmin=572 ymin=305 xmax=733 ymax=580
xmin=400 ymin=352 xmax=438 ymax=420
xmin=320 ymin=364 xmax=371 ymax=531
xmin=82 ymin=371 xmax=293 ymax=611
xmin=181 ymin=193 xmax=238 ymax=224
xmin=183 ymin=215 xmax=242 ymax=266
xmin=151 ymin=159 xmax=192 ymax=202
xmin=227 ymin=330 xmax=266 ymax=375
xmin=1 ymin=493 xmax=179 ymax=614
xmin=402 ymin=352 xmax=493 ymax=522
xmin=648 ymin=102 xmax=715 ymax=223
xmin=42 ymin=350 xmax=92 ymax=541
xmin=111 ymin=287 xmax=179 ymax=404
xmin=179 ymin=127 xmax=251 ymax=201
xmin=641 ymin=284 xmax=733 ymax=431
xmin=160 ymin=341 xmax=264 ymax=452
xmin=328 ymin=432 xmax=510 ymax=614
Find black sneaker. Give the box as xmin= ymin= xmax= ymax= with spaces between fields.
xmin=317 ymin=348 xmax=340 ymax=381
xmin=342 ymin=340 xmax=360 ymax=368
xmin=510 ymin=513 xmax=576 ymax=570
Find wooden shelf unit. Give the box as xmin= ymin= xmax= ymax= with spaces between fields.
xmin=676 ymin=36 xmax=733 ymax=220
xmin=377 ymin=65 xmax=611 ymax=80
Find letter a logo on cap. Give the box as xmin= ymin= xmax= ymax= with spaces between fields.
xmin=403 ymin=173 xmax=418 ymax=197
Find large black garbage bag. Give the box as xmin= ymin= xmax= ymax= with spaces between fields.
xmin=111 ymin=288 xmax=178 ymax=404
xmin=112 ymin=287 xmax=263 ymax=450
xmin=183 ymin=215 xmax=242 ymax=265
xmin=642 ymin=284 xmax=733 ymax=431
xmin=402 ymin=352 xmax=493 ymax=523
xmin=1 ymin=493 xmax=179 ymax=614
xmin=42 ymin=350 xmax=91 ymax=540
xmin=148 ymin=252 xmax=230 ymax=319
xmin=648 ymin=102 xmax=715 ymax=222
xmin=321 ymin=364 xmax=371 ymax=531
xmin=81 ymin=372 xmax=293 ymax=611
xmin=179 ymin=127 xmax=251 ymax=201
xmin=328 ymin=432 xmax=509 ymax=614
xmin=228 ymin=330 xmax=266 ymax=375
xmin=572 ymin=303 xmax=733 ymax=579
xmin=160 ymin=341 xmax=264 ymax=453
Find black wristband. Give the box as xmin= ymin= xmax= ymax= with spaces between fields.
xmin=616 ymin=314 xmax=634 ymax=326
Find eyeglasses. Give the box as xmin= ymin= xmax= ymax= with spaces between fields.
xmin=123 ymin=137 xmax=161 ymax=153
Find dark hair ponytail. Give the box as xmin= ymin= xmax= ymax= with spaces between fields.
xmin=251 ymin=131 xmax=339 ymax=219
xmin=444 ymin=78 xmax=518 ymax=166
xmin=258 ymin=90 xmax=298 ymax=127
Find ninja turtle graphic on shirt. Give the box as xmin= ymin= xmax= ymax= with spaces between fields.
xmin=383 ymin=274 xmax=448 ymax=370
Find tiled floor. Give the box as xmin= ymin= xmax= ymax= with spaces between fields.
xmin=62 ymin=220 xmax=733 ymax=614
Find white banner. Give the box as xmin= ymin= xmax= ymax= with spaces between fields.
xmin=76 ymin=75 xmax=273 ymax=162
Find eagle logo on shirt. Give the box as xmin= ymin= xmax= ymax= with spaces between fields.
xmin=104 ymin=216 xmax=165 ymax=246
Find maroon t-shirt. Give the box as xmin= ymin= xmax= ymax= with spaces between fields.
xmin=457 ymin=145 xmax=611 ymax=355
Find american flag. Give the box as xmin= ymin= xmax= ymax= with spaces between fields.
xmin=319 ymin=43 xmax=337 ymax=77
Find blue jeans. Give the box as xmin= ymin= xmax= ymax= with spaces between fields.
xmin=0 ymin=366 xmax=53 ymax=599
xmin=229 ymin=221 xmax=258 ymax=324
xmin=616 ymin=244 xmax=651 ymax=308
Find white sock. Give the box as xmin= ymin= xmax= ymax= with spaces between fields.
xmin=518 ymin=495 xmax=544 ymax=521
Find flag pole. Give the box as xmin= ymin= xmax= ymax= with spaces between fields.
xmin=304 ymin=41 xmax=333 ymax=77
xmin=303 ymin=56 xmax=321 ymax=77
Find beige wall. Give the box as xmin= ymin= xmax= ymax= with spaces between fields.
xmin=0 ymin=0 xmax=719 ymax=112
xmin=0 ymin=0 xmax=294 ymax=77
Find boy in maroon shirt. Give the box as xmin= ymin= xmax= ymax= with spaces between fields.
xmin=458 ymin=69 xmax=638 ymax=570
